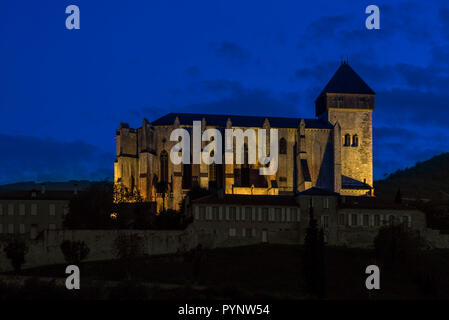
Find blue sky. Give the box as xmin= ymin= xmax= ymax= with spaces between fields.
xmin=1 ymin=0 xmax=449 ymax=184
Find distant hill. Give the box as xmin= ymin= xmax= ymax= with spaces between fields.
xmin=374 ymin=152 xmax=449 ymax=201
xmin=0 ymin=180 xmax=93 ymax=191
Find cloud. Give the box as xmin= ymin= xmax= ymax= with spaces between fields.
xmin=0 ymin=134 xmax=113 ymax=185
xmin=181 ymin=79 xmax=301 ymax=117
xmin=211 ymin=41 xmax=250 ymax=64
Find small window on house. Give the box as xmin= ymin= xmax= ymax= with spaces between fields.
xmin=242 ymin=228 xmax=246 ymax=237
xmin=363 ymin=214 xmax=369 ymax=227
xmin=19 ymin=204 xmax=25 ymax=216
xmin=229 ymin=207 xmax=236 ymax=220
xmin=212 ymin=207 xmax=219 ymax=220
xmin=352 ymin=135 xmax=359 ymax=147
xmin=30 ymin=224 xmax=38 ymax=239
xmin=323 ymin=197 xmax=329 ymax=209
xmin=321 ymin=215 xmax=329 ymax=228
xmin=199 ymin=207 xmax=206 ymax=220
xmin=246 ymin=228 xmax=252 ymax=238
xmin=268 ymin=209 xmax=275 ymax=222
xmin=49 ymin=204 xmax=56 ymax=216
xmin=338 ymin=214 xmax=345 ymax=226
xmin=49 ymin=224 xmax=56 ymax=230
xmin=252 ymin=228 xmax=257 ymax=237
xmin=389 ymin=215 xmax=395 ymax=225
xmin=0 ymin=204 xmax=3 ymax=215
xmin=290 ymin=208 xmax=299 ymax=222
xmin=402 ymin=216 xmax=409 ymax=228
xmin=8 ymin=204 xmax=14 ymax=215
xmin=229 ymin=228 xmax=236 ymax=237
xmin=275 ymin=208 xmax=282 ymax=222
xmin=31 ymin=204 xmax=37 ymax=216
xmin=344 ymin=134 xmax=351 ymax=147
xmin=257 ymin=209 xmax=262 ymax=221
xmin=19 ymin=224 xmax=25 ymax=234
xmin=262 ymin=208 xmax=269 ymax=221
xmin=245 ymin=207 xmax=252 ymax=221
xmin=206 ymin=208 xmax=212 ymax=220
xmin=279 ymin=138 xmax=287 ymax=155
xmin=286 ymin=209 xmax=291 ymax=222
xmin=351 ymin=214 xmax=358 ymax=226
xmin=374 ymin=215 xmax=380 ymax=227
xmin=8 ymin=224 xmax=14 ymax=234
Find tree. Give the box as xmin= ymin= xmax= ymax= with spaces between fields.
xmin=4 ymin=238 xmax=28 ymax=273
xmin=64 ymin=181 xmax=114 ymax=229
xmin=374 ymin=224 xmax=425 ymax=267
xmin=60 ymin=240 xmax=90 ymax=265
xmin=395 ymin=188 xmax=402 ymax=204
xmin=112 ymin=233 xmax=145 ymax=279
xmin=302 ymin=199 xmax=326 ymax=298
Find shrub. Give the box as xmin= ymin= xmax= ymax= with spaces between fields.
xmin=60 ymin=240 xmax=90 ymax=265
xmin=3 ymin=237 xmax=28 ymax=273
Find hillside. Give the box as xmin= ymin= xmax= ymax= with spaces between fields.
xmin=374 ymin=152 xmax=449 ymax=201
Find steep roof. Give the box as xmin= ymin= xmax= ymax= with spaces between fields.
xmin=151 ymin=113 xmax=333 ymax=129
xmin=319 ymin=62 xmax=375 ymax=96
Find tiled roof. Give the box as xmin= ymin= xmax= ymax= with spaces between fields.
xmin=151 ymin=113 xmax=333 ymax=129
xmin=192 ymin=193 xmax=299 ymax=206
xmin=0 ymin=190 xmax=76 ymax=200
xmin=319 ymin=62 xmax=375 ymax=96
xmin=298 ymin=187 xmax=339 ymax=196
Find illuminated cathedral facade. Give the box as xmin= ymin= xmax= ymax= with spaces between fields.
xmin=114 ymin=62 xmax=375 ymax=211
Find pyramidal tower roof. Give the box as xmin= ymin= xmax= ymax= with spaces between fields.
xmin=319 ymin=62 xmax=375 ymax=96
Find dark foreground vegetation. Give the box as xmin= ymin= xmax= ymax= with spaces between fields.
xmin=2 ymin=241 xmax=449 ymax=300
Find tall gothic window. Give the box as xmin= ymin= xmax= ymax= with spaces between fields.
xmin=279 ymin=138 xmax=287 ymax=155
xmin=352 ymin=135 xmax=359 ymax=147
xmin=344 ymin=134 xmax=351 ymax=147
xmin=160 ymin=150 xmax=168 ymax=183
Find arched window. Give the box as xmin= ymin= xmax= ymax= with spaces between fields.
xmin=352 ymin=134 xmax=359 ymax=147
xmin=279 ymin=138 xmax=287 ymax=155
xmin=344 ymin=134 xmax=351 ymax=147
xmin=160 ymin=150 xmax=168 ymax=183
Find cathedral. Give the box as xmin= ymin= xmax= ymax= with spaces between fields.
xmin=114 ymin=62 xmax=375 ymax=211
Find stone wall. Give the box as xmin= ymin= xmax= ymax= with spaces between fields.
xmin=0 ymin=227 xmax=199 ymax=272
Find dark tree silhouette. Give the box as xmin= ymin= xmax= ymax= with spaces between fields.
xmin=395 ymin=188 xmax=402 ymax=204
xmin=302 ymin=199 xmax=326 ymax=298
xmin=60 ymin=240 xmax=90 ymax=265
xmin=4 ymin=237 xmax=28 ymax=273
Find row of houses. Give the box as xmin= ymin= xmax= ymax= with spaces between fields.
xmin=188 ymin=188 xmax=426 ymax=247
xmin=0 ymin=183 xmax=427 ymax=248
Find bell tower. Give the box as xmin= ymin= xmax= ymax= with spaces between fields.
xmin=315 ymin=62 xmax=375 ymax=196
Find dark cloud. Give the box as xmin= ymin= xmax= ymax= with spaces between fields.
xmin=211 ymin=41 xmax=250 ymax=63
xmin=0 ymin=134 xmax=113 ymax=185
xmin=180 ymin=80 xmax=300 ymax=117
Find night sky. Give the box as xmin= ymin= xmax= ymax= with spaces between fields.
xmin=1 ymin=0 xmax=448 ymax=184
